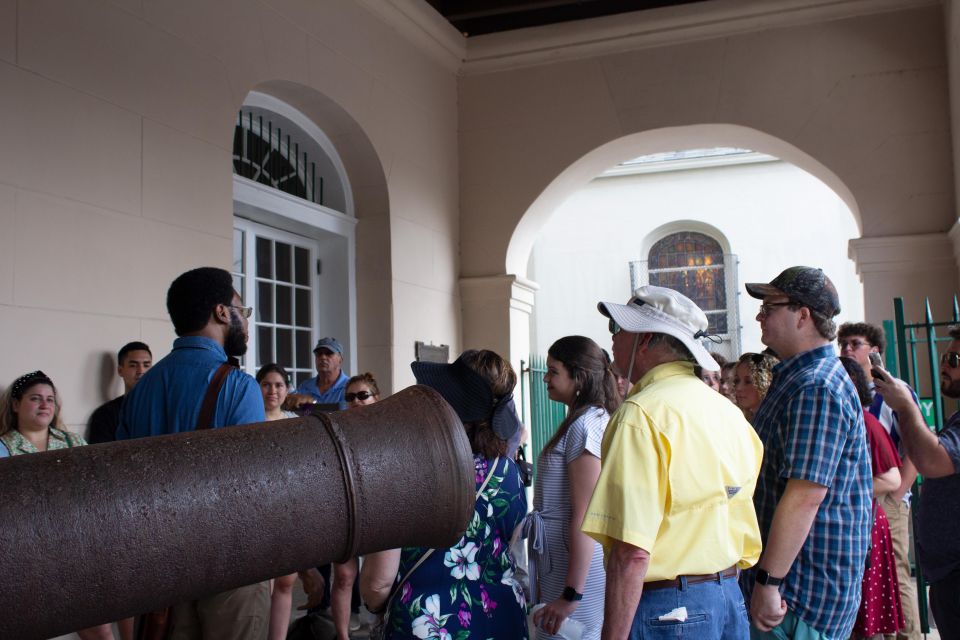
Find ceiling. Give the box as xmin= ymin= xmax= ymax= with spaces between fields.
xmin=425 ymin=0 xmax=715 ymax=37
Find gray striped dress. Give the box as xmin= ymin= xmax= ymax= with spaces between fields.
xmin=530 ymin=406 xmax=608 ymax=640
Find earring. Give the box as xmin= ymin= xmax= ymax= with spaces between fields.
xmin=575 ymin=389 xmax=580 ymax=398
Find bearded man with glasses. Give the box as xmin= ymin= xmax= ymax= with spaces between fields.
xmin=117 ymin=267 xmax=270 ymax=639
xmin=743 ymin=267 xmax=872 ymax=640
xmin=874 ymin=326 xmax=960 ymax=638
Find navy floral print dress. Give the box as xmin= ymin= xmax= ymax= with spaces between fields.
xmin=385 ymin=454 xmax=529 ymax=640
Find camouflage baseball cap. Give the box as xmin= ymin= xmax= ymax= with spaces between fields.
xmin=745 ymin=266 xmax=841 ymax=317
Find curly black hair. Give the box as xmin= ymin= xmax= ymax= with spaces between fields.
xmin=838 ymin=322 xmax=886 ymax=353
xmin=166 ymin=267 xmax=235 ymax=336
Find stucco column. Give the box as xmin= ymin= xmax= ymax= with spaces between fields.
xmin=849 ymin=231 xmax=960 ymax=324
xmin=459 ymin=275 xmax=539 ymax=371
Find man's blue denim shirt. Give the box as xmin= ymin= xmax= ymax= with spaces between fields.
xmin=116 ymin=336 xmax=264 ymax=440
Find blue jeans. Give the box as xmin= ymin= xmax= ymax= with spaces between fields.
xmin=630 ymin=574 xmax=748 ymax=639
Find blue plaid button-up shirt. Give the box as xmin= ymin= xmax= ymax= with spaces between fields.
xmin=749 ymin=344 xmax=872 ymax=639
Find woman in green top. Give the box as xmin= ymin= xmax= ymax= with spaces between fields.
xmin=0 ymin=370 xmax=115 ymax=640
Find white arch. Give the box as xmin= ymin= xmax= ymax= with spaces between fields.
xmin=506 ymin=124 xmax=861 ymax=277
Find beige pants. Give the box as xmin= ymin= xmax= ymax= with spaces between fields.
xmin=880 ymin=494 xmax=921 ymax=640
xmin=169 ymin=582 xmax=271 ymax=640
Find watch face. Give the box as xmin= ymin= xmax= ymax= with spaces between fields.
xmin=756 ymin=570 xmax=781 ymax=586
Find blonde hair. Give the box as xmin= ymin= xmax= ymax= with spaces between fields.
xmin=736 ymin=353 xmax=779 ymax=401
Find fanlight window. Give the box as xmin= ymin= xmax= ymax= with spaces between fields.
xmin=233 ymin=111 xmax=324 ymax=206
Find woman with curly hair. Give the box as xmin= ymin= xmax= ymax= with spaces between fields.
xmin=734 ymin=353 xmax=779 ymax=422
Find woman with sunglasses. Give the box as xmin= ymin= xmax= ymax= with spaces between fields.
xmin=840 ymin=357 xmax=905 ymax=638
xmin=0 ymin=371 xmax=115 ymax=640
xmin=329 ymin=372 xmax=382 ymax=639
xmin=257 ymin=364 xmax=328 ymax=640
xmin=345 ymin=373 xmax=380 ymax=408
xmin=733 ymin=352 xmax=779 ymax=422
xmin=530 ymin=336 xmax=619 ymax=640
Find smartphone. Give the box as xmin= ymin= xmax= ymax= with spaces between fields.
xmin=868 ymin=352 xmax=887 ymax=381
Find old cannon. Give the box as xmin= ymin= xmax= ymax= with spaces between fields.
xmin=0 ymin=385 xmax=475 ymax=639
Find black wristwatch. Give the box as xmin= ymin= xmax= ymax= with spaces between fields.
xmin=561 ymin=586 xmax=583 ymax=602
xmin=754 ymin=569 xmax=783 ymax=587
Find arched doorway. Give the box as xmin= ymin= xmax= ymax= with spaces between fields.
xmin=527 ymin=144 xmax=863 ymax=360
xmin=230 ymin=82 xmax=392 ymax=391
xmin=464 ymin=124 xmax=864 ymax=370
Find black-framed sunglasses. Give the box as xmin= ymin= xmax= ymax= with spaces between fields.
xmin=345 ymin=390 xmax=374 ymax=402
xmin=941 ymin=352 xmax=960 ymax=369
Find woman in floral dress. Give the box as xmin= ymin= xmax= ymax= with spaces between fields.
xmin=361 ymin=350 xmax=529 ymax=639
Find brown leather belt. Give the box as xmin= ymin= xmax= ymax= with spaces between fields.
xmin=644 ymin=566 xmax=739 ymax=592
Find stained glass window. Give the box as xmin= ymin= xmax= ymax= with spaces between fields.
xmin=648 ymin=232 xmax=728 ymax=334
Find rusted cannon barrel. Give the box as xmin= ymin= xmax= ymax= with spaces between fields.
xmin=0 ymin=385 xmax=475 ymax=639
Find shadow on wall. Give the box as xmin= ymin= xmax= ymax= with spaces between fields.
xmin=96 ymin=352 xmax=116 ymax=405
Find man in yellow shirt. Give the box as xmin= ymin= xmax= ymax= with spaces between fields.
xmin=582 ymin=286 xmax=763 ymax=640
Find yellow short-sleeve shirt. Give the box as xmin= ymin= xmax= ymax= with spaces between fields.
xmin=581 ymin=361 xmax=763 ymax=581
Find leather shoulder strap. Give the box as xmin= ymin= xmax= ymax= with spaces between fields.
xmin=196 ymin=358 xmax=238 ymax=430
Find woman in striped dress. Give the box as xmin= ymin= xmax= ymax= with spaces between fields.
xmin=529 ymin=336 xmax=620 ymax=640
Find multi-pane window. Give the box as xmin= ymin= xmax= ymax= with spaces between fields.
xmin=647 ymin=232 xmax=728 ymax=334
xmin=233 ymin=220 xmax=318 ymax=387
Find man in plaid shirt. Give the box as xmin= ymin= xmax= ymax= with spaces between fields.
xmin=745 ymin=267 xmax=872 ymax=639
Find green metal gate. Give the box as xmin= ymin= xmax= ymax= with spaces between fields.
xmin=889 ymin=296 xmax=960 ymax=635
xmin=520 ymin=355 xmax=567 ymax=476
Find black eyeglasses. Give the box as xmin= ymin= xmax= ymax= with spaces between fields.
xmin=345 ymin=390 xmax=374 ymax=402
xmin=608 ymin=319 xmax=621 ymax=336
xmin=941 ymin=352 xmax=960 ymax=369
xmin=838 ymin=339 xmax=871 ymax=350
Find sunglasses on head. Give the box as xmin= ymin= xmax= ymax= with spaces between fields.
xmin=345 ymin=390 xmax=373 ymax=402
xmin=941 ymin=352 xmax=960 ymax=369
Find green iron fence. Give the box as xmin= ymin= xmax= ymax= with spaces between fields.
xmin=520 ymin=355 xmax=567 ymax=477
xmin=889 ymin=296 xmax=960 ymax=635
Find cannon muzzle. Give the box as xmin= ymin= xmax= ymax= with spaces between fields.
xmin=0 ymin=384 xmax=475 ymax=638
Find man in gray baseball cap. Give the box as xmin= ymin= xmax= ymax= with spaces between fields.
xmin=743 ymin=266 xmax=871 ymax=639
xmin=582 ymin=286 xmax=763 ymax=639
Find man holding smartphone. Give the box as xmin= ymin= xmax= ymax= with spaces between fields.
xmin=838 ymin=322 xmax=922 ymax=640
xmin=874 ymin=328 xmax=960 ymax=637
